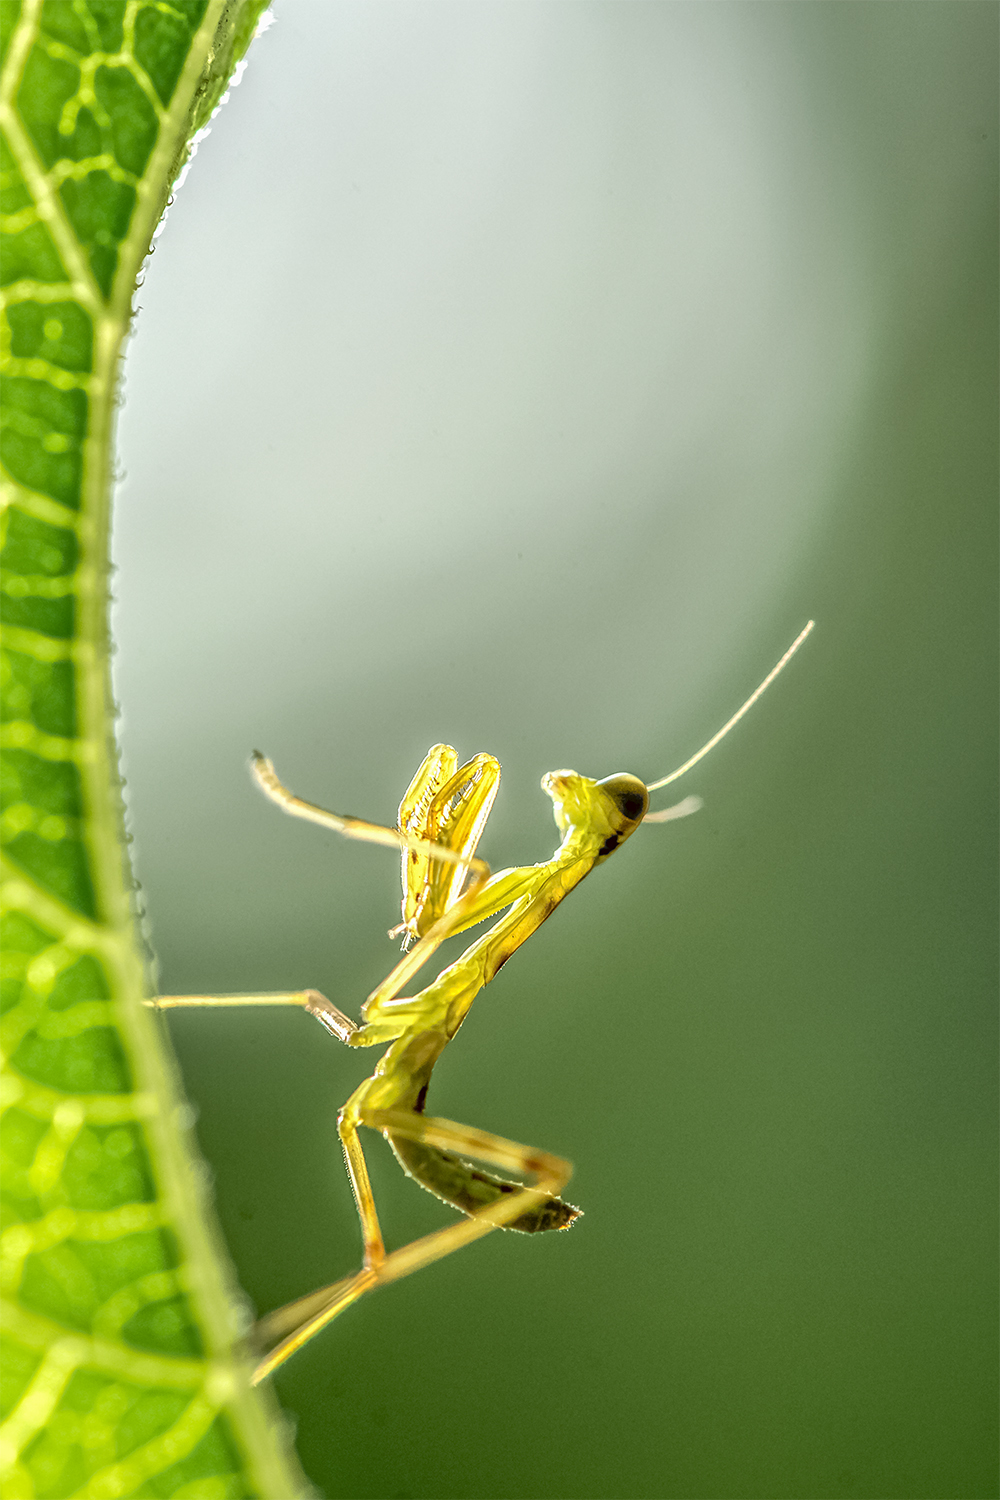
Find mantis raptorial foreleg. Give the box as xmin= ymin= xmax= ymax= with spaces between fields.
xmin=395 ymin=746 xmax=500 ymax=946
xmin=249 ymin=752 xmax=491 ymax=888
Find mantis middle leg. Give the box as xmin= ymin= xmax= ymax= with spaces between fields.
xmin=146 ymin=989 xmax=358 ymax=1041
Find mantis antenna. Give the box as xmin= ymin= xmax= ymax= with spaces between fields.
xmin=645 ymin=620 xmax=815 ymax=799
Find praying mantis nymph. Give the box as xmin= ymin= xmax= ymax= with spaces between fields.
xmin=150 ymin=621 xmax=814 ymax=1383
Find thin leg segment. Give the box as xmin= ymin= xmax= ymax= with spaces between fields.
xmin=250 ymin=753 xmax=492 ymax=886
xmin=251 ymin=1268 xmax=379 ymax=1380
xmin=337 ymin=1108 xmax=385 ymax=1269
xmin=145 ymin=990 xmax=358 ymax=1042
xmin=250 ymin=1109 xmax=573 ymax=1383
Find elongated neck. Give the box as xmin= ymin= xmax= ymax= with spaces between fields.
xmin=554 ymin=819 xmax=614 ymax=866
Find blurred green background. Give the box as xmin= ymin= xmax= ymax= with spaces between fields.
xmin=111 ymin=4 xmax=996 ymax=1497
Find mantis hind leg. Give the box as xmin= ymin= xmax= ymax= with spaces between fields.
xmin=249 ymin=1109 xmax=575 ymax=1383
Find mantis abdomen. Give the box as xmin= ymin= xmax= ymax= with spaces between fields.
xmin=386 ymin=1134 xmax=581 ymax=1234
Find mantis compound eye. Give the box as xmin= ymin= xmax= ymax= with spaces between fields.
xmin=596 ymin=774 xmax=649 ymax=824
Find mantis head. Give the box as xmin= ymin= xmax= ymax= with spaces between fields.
xmin=541 ymin=770 xmax=649 ymax=855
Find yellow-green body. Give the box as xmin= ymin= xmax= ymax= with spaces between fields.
xmin=343 ymin=755 xmax=649 ymax=1232
xmin=150 ymin=624 xmax=812 ymax=1380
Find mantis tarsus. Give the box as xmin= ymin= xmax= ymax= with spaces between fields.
xmin=150 ymin=622 xmax=814 ymax=1383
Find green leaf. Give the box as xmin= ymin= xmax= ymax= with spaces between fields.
xmin=1 ymin=3 xmax=308 ymax=1495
